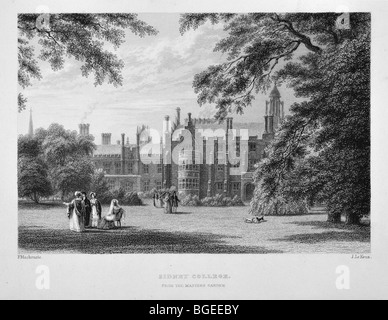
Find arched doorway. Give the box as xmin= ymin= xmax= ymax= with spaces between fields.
xmin=245 ymin=183 xmax=255 ymax=201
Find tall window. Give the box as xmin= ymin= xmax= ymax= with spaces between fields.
xmin=249 ymin=142 xmax=257 ymax=152
xmin=214 ymin=140 xmax=219 ymax=165
xmin=248 ymin=160 xmax=257 ymax=172
xmin=124 ymin=181 xmax=133 ymax=192
xmin=144 ymin=181 xmax=150 ymax=192
xmin=156 ymin=181 xmax=162 ymax=190
xmin=103 ymin=162 xmax=111 ymax=174
xmin=143 ymin=164 xmax=149 ymax=174
xmin=108 ymin=180 xmax=115 ymax=190
xmin=128 ymin=162 xmax=134 ymax=174
xmin=216 ymin=182 xmax=224 ymax=191
xmin=157 ymin=164 xmax=163 ymax=174
xmin=236 ymin=137 xmax=241 ymax=157
xmin=231 ymin=162 xmax=240 ymax=168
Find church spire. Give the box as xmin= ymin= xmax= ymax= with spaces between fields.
xmin=28 ymin=108 xmax=34 ymax=137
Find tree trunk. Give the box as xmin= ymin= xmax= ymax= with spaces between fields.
xmin=327 ymin=211 xmax=341 ymax=223
xmin=33 ymin=192 xmax=40 ymax=204
xmin=345 ymin=212 xmax=361 ymax=225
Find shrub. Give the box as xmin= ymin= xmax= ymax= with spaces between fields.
xmin=250 ymin=196 xmax=309 ymax=216
xmin=98 ymin=188 xmax=143 ymax=206
xmin=98 ymin=191 xmax=114 ymax=205
xmin=138 ymin=188 xmax=171 ymax=199
xmin=181 ymin=194 xmax=201 ymax=207
xmin=181 ymin=194 xmax=245 ymax=207
xmin=122 ymin=192 xmax=143 ymax=206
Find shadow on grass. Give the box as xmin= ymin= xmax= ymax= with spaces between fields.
xmin=18 ymin=201 xmax=64 ymax=210
xmin=272 ymin=220 xmax=370 ymax=244
xmin=19 ymin=226 xmax=283 ymax=254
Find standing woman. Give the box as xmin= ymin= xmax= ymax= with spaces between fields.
xmin=171 ymin=191 xmax=180 ymax=213
xmin=163 ymin=192 xmax=173 ymax=214
xmin=90 ymin=192 xmax=102 ymax=228
xmin=81 ymin=192 xmax=91 ymax=228
xmin=64 ymin=191 xmax=85 ymax=233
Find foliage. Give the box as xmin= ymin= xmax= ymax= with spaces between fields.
xmin=42 ymin=123 xmax=95 ymax=166
xmin=18 ymin=156 xmax=52 ymax=203
xmin=98 ymin=187 xmax=143 ymax=206
xmin=18 ymin=124 xmax=97 ymax=201
xmin=18 ymin=14 xmax=158 ymax=111
xmin=180 ymin=194 xmax=244 ymax=207
xmin=181 ymin=194 xmax=202 ymax=207
xmin=122 ymin=191 xmax=143 ymax=206
xmin=250 ymin=182 xmax=309 ymax=216
xmin=37 ymin=124 xmax=96 ymax=199
xmin=138 ymin=188 xmax=173 ymax=199
xmin=50 ymin=158 xmax=94 ymax=199
xmin=181 ymin=13 xmax=370 ymax=224
xmin=18 ymin=135 xmax=42 ymax=158
xmin=89 ymin=169 xmax=110 ymax=199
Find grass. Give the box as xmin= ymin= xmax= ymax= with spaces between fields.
xmin=18 ymin=200 xmax=371 ymax=254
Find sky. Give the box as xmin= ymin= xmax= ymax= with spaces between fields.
xmin=18 ymin=13 xmax=306 ymax=145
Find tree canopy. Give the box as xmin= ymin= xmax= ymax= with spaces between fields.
xmin=180 ymin=13 xmax=369 ymax=120
xmin=18 ymin=124 xmax=98 ymax=201
xmin=180 ymin=13 xmax=370 ymax=224
xmin=18 ymin=14 xmax=158 ymax=111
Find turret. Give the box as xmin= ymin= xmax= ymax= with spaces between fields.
xmin=28 ymin=109 xmax=34 ymax=137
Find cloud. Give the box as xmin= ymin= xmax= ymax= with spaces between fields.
xmin=20 ymin=15 xmax=303 ymax=144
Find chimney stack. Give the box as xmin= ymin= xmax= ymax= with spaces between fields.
xmin=164 ymin=115 xmax=171 ymax=134
xmin=176 ymin=107 xmax=181 ymax=126
xmin=121 ymin=134 xmax=126 ymax=175
xmin=102 ymin=133 xmax=112 ymax=145
xmin=79 ymin=124 xmax=90 ymax=136
xmin=227 ymin=118 xmax=233 ymax=130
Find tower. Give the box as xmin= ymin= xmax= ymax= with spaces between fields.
xmin=79 ymin=124 xmax=90 ymax=136
xmin=28 ymin=108 xmax=34 ymax=137
xmin=121 ymin=133 xmax=126 ymax=175
xmin=264 ymin=83 xmax=285 ymax=139
xmin=176 ymin=107 xmax=181 ymax=126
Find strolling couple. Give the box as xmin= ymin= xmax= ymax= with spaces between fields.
xmin=162 ymin=191 xmax=180 ymax=214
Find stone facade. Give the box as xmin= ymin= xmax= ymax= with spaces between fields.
xmin=85 ymin=84 xmax=284 ymax=201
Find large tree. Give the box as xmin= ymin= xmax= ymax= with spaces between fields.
xmin=18 ymin=135 xmax=53 ymax=203
xmin=18 ymin=13 xmax=158 ymax=111
xmin=40 ymin=123 xmax=96 ymax=199
xmin=18 ymin=124 xmax=97 ymax=201
xmin=180 ymin=13 xmax=370 ymax=224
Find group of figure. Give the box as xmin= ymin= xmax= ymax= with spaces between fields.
xmin=64 ymin=191 xmax=125 ymax=233
xmin=153 ymin=191 xmax=180 ymax=214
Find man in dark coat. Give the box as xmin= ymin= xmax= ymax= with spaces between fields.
xmin=81 ymin=191 xmax=92 ymax=228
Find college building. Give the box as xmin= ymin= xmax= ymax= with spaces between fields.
xmin=85 ymin=84 xmax=285 ymax=202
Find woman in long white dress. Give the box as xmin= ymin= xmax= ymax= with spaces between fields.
xmin=89 ymin=192 xmax=102 ymax=228
xmin=98 ymin=199 xmax=125 ymax=230
xmin=163 ymin=193 xmax=173 ymax=214
xmin=64 ymin=191 xmax=85 ymax=233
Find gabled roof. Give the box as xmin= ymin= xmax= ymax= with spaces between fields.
xmin=93 ymin=144 xmax=137 ymax=156
xmin=93 ymin=145 xmax=122 ymax=156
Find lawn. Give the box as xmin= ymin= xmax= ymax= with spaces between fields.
xmin=18 ymin=200 xmax=371 ymax=254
